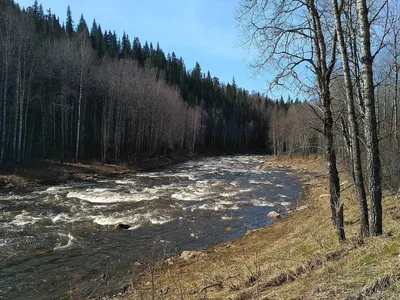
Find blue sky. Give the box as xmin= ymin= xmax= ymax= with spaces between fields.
xmin=16 ymin=0 xmax=284 ymax=98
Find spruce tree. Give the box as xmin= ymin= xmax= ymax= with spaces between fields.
xmin=66 ymin=5 xmax=74 ymax=38
xmin=90 ymin=19 xmax=98 ymax=48
xmin=77 ymin=14 xmax=89 ymax=37
xmin=121 ymin=32 xmax=131 ymax=59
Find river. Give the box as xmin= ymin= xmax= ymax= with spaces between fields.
xmin=0 ymin=155 xmax=302 ymax=299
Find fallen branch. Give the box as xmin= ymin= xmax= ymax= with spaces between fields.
xmin=197 ymin=281 xmax=223 ymax=294
xmin=263 ymin=249 xmax=344 ymax=288
xmin=345 ymin=272 xmax=400 ymax=300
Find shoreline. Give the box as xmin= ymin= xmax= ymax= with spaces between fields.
xmin=0 ymin=152 xmax=200 ymax=195
xmin=0 ymin=151 xmax=268 ymax=195
xmin=116 ymin=155 xmax=400 ymax=300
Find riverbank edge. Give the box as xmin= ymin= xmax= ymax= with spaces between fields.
xmin=0 ymin=151 xmax=269 ymax=195
xmin=0 ymin=151 xmax=203 ymax=195
xmin=116 ymin=155 xmax=400 ymax=300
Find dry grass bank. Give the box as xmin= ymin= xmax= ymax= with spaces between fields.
xmin=121 ymin=155 xmax=400 ymax=300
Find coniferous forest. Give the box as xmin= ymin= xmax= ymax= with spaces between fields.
xmin=0 ymin=0 xmax=288 ymax=164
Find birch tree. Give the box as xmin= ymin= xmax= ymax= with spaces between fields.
xmin=332 ymin=0 xmax=369 ymax=236
xmin=237 ymin=0 xmax=345 ymax=241
xmin=356 ymin=0 xmax=383 ymax=236
xmin=74 ymin=32 xmax=92 ymax=161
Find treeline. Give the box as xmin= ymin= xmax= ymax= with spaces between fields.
xmin=0 ymin=0 xmax=271 ymax=164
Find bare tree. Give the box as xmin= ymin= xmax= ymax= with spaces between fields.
xmin=356 ymin=0 xmax=383 ymax=236
xmin=332 ymin=0 xmax=369 ymax=236
xmin=237 ymin=0 xmax=345 ymax=241
xmin=393 ymin=10 xmax=400 ymax=149
xmin=74 ymin=32 xmax=93 ymax=161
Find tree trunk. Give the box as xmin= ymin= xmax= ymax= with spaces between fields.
xmin=60 ymin=84 xmax=66 ymax=162
xmin=22 ymin=83 xmax=30 ymax=161
xmin=308 ymin=0 xmax=345 ymax=242
xmin=1 ymin=63 xmax=9 ymax=164
xmin=332 ymin=0 xmax=369 ymax=236
xmin=356 ymin=0 xmax=383 ymax=236
xmin=13 ymin=49 xmax=21 ymax=161
xmin=75 ymin=64 xmax=84 ymax=161
xmin=323 ymin=89 xmax=345 ymax=241
xmin=394 ymin=28 xmax=399 ymax=151
xmin=17 ymin=55 xmax=26 ymax=163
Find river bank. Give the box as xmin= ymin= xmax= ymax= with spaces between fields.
xmin=0 ymin=151 xmax=264 ymax=194
xmin=119 ymin=155 xmax=400 ymax=300
xmin=0 ymin=152 xmax=199 ymax=195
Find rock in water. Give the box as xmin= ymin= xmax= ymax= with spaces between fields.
xmin=35 ymin=247 xmax=53 ymax=255
xmin=112 ymin=223 xmax=131 ymax=230
xmin=4 ymin=183 xmax=14 ymax=189
xmin=267 ymin=211 xmax=281 ymax=219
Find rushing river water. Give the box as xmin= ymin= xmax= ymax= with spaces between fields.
xmin=0 ymin=155 xmax=302 ymax=299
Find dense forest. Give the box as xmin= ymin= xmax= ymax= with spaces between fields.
xmin=0 ymin=0 xmax=299 ymax=164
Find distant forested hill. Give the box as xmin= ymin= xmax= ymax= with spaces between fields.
xmin=0 ymin=0 xmax=302 ymax=164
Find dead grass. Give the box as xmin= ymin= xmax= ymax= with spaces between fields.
xmin=122 ymin=155 xmax=400 ymax=300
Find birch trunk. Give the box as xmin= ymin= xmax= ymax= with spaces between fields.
xmin=1 ymin=63 xmax=9 ymax=164
xmin=308 ymin=0 xmax=345 ymax=241
xmin=17 ymin=55 xmax=26 ymax=163
xmin=356 ymin=0 xmax=383 ymax=236
xmin=13 ymin=48 xmax=21 ymax=161
xmin=332 ymin=0 xmax=369 ymax=236
xmin=394 ymin=28 xmax=399 ymax=150
xmin=75 ymin=64 xmax=83 ymax=161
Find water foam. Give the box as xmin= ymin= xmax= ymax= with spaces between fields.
xmin=171 ymin=192 xmax=202 ymax=201
xmin=220 ymin=191 xmax=238 ymax=198
xmin=11 ymin=211 xmax=41 ymax=226
xmin=0 ymin=194 xmax=32 ymax=201
xmin=250 ymin=200 xmax=275 ymax=207
xmin=67 ymin=189 xmax=158 ymax=203
xmin=93 ymin=215 xmax=140 ymax=226
xmin=54 ymin=233 xmax=75 ymax=251
xmin=115 ymin=179 xmax=135 ymax=185
xmin=93 ymin=212 xmax=173 ymax=227
xmin=249 ymin=180 xmax=273 ymax=185
xmin=52 ymin=213 xmax=71 ymax=223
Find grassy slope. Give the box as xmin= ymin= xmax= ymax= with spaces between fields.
xmin=124 ymin=156 xmax=400 ymax=300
